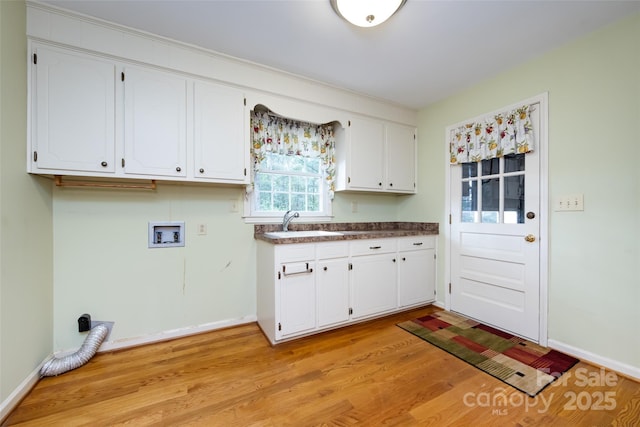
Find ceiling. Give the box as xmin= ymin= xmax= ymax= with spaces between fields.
xmin=38 ymin=0 xmax=639 ymax=110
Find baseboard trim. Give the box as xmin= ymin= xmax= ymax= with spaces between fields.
xmin=0 ymin=358 xmax=47 ymax=424
xmin=95 ymin=315 xmax=258 ymax=353
xmin=1 ymin=315 xmax=257 ymax=422
xmin=548 ymin=339 xmax=640 ymax=381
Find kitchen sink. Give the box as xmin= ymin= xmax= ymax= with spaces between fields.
xmin=264 ymin=230 xmax=344 ymax=238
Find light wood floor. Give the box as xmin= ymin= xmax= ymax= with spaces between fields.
xmin=4 ymin=306 xmax=639 ymax=426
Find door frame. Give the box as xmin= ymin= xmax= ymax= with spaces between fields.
xmin=443 ymin=92 xmax=549 ymax=346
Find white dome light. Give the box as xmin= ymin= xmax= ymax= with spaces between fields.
xmin=331 ymin=0 xmax=406 ymax=28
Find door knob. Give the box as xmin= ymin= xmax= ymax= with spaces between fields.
xmin=524 ymin=234 xmax=536 ymax=242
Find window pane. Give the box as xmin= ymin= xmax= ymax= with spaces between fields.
xmin=505 ymin=153 xmax=525 ymax=173
xmin=268 ymin=154 xmax=287 ymax=172
xmin=256 ymin=191 xmax=272 ymax=211
xmin=462 ymin=163 xmax=477 ymax=179
xmin=461 ymin=180 xmax=478 ymax=223
xmin=482 ymin=158 xmax=500 ymax=176
xmin=255 ymin=173 xmax=272 ymax=191
xmin=290 ymin=156 xmax=305 ymax=172
xmin=273 ymin=175 xmax=289 ymax=192
xmin=291 ymin=176 xmax=306 ymax=193
xmin=306 ymin=158 xmax=320 ymax=174
xmin=308 ymin=194 xmax=320 ymax=211
xmin=291 ymin=194 xmax=305 ymax=211
xmin=504 ymin=175 xmax=525 ymax=224
xmin=307 ymin=177 xmax=320 ymax=193
xmin=482 ymin=178 xmax=499 ymax=223
xmin=273 ymin=193 xmax=289 ymax=211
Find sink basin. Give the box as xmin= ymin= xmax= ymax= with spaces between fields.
xmin=264 ymin=230 xmax=344 ymax=238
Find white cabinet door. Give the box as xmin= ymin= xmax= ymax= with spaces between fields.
xmin=398 ymin=248 xmax=436 ymax=307
xmin=350 ymin=253 xmax=397 ymax=319
xmin=398 ymin=236 xmax=436 ymax=307
xmin=194 ymin=81 xmax=248 ymax=182
xmin=123 ymin=66 xmax=187 ymax=177
xmin=317 ymin=258 xmax=350 ymax=328
xmin=386 ymin=123 xmax=416 ymax=192
xmin=31 ymin=47 xmax=115 ymax=173
xmin=279 ymin=261 xmax=316 ymax=338
xmin=346 ymin=116 xmax=385 ymax=190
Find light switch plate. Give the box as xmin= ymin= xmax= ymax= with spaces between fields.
xmin=555 ymin=194 xmax=584 ymax=211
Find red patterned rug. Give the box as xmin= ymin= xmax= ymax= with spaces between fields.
xmin=397 ymin=311 xmax=579 ymax=397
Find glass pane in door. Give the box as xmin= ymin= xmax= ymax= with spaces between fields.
xmin=461 ymin=180 xmax=478 ymax=223
xmin=504 ymin=175 xmax=525 ymax=224
xmin=481 ymin=178 xmax=500 ymax=223
xmin=504 ymin=153 xmax=525 ymax=173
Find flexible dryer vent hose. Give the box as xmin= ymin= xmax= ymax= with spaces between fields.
xmin=40 ymin=323 xmax=109 ymax=377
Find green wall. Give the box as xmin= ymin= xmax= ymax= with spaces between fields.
xmin=2 ymin=0 xmax=638 ymax=410
xmin=0 ymin=0 xmax=53 ymax=406
xmin=403 ymin=13 xmax=640 ymax=368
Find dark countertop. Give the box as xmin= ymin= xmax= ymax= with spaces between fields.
xmin=254 ymin=222 xmax=439 ymax=244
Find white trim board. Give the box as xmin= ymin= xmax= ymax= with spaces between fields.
xmin=548 ymin=339 xmax=640 ymax=381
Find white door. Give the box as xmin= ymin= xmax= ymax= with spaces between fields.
xmin=450 ymin=103 xmax=542 ymax=342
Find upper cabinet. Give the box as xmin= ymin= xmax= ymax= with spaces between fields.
xmin=386 ymin=123 xmax=417 ymax=193
xmin=30 ymin=46 xmax=116 ymax=174
xmin=334 ymin=117 xmax=417 ymax=194
xmin=28 ymin=44 xmax=249 ymax=185
xmin=193 ymin=81 xmax=247 ymax=182
xmin=122 ymin=66 xmax=188 ymax=178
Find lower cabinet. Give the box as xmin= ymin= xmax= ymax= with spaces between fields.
xmin=256 ymin=236 xmax=436 ymax=345
xmin=350 ymin=239 xmax=398 ymax=320
xmin=279 ymin=259 xmax=316 ymax=337
xmin=398 ymin=236 xmax=436 ymax=307
xmin=317 ymin=242 xmax=351 ymax=329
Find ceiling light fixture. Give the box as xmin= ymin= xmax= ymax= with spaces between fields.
xmin=330 ymin=0 xmax=407 ymax=28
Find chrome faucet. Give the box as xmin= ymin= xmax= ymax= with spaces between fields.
xmin=282 ymin=210 xmax=299 ymax=231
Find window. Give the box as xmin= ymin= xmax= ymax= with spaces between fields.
xmin=246 ymin=109 xmax=336 ymax=222
xmin=461 ymin=154 xmax=525 ymax=224
xmin=254 ymin=153 xmax=323 ymax=213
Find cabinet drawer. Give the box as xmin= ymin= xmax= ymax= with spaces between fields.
xmin=316 ymin=241 xmax=349 ymax=259
xmin=275 ymin=244 xmax=315 ymax=262
xmin=397 ymin=235 xmax=436 ymax=251
xmin=350 ymin=238 xmax=397 ymax=256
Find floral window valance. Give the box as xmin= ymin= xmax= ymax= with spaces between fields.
xmin=449 ymin=105 xmax=534 ymax=164
xmin=250 ymin=110 xmax=336 ymax=198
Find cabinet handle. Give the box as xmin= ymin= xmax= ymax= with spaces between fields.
xmin=402 ymin=257 xmax=406 ymax=261
xmin=323 ymin=266 xmax=328 ymax=271
xmin=378 ymin=182 xmax=382 ymax=186
xmin=176 ymin=166 xmax=182 ymax=172
xmin=369 ymin=246 xmax=382 ymax=250
xmin=392 ymin=258 xmax=396 ymax=263
xmin=389 ymin=183 xmax=393 ymax=187
xmin=413 ymin=242 xmax=423 ymax=246
xmin=101 ymin=161 xmax=108 ymax=167
xmin=199 ymin=168 xmax=204 ymax=174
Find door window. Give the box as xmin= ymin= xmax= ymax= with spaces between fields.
xmin=461 ymin=154 xmax=525 ymax=224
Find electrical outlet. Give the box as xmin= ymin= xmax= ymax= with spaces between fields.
xmin=555 ymin=194 xmax=584 ymax=211
xmin=230 ymin=199 xmax=239 ymax=213
xmin=197 ymin=223 xmax=207 ymax=235
xmin=351 ymin=201 xmax=358 ymax=213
